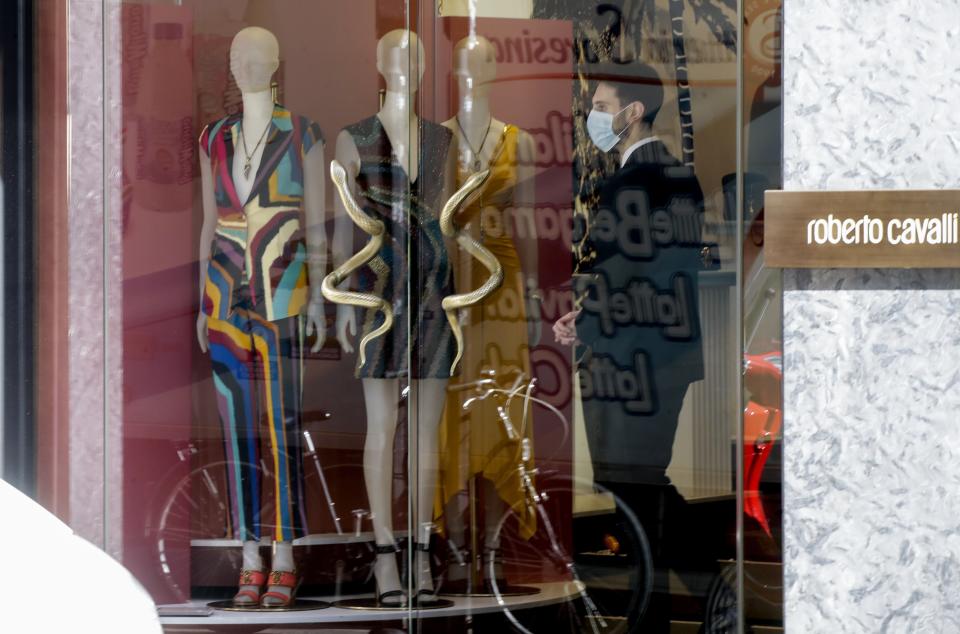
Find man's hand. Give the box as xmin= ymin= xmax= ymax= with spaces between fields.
xmin=552 ymin=309 xmax=581 ymax=346
xmin=305 ymin=299 xmax=326 ymax=353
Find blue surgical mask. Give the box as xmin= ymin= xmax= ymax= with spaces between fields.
xmin=586 ymin=105 xmax=630 ymax=152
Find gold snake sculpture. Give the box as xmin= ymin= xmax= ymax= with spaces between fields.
xmin=321 ymin=160 xmax=392 ymax=369
xmin=323 ymin=160 xmax=502 ymax=375
xmin=440 ymin=169 xmax=504 ymax=375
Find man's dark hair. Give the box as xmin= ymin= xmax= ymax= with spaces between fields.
xmin=599 ymin=64 xmax=664 ymax=126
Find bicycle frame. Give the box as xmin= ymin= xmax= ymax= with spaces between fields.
xmin=450 ymin=369 xmax=635 ymax=633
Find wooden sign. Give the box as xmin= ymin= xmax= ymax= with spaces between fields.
xmin=764 ymin=190 xmax=960 ymax=268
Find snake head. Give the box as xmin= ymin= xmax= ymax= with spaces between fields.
xmin=440 ymin=168 xmax=491 ymax=237
xmin=330 ymin=159 xmax=348 ymax=192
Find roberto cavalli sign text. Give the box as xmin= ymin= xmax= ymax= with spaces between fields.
xmin=765 ymin=190 xmax=960 ymax=268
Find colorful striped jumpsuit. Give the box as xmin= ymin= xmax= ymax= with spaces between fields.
xmin=199 ymin=105 xmax=323 ymax=542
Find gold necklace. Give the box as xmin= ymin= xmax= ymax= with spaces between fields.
xmin=238 ymin=117 xmax=272 ymax=179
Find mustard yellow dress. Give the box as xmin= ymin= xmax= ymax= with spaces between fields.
xmin=435 ymin=124 xmax=537 ymax=540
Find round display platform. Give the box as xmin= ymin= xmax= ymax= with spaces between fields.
xmin=439 ymin=582 xmax=541 ymax=598
xmin=335 ymin=597 xmax=455 ymax=611
xmin=208 ymin=599 xmax=330 ymax=612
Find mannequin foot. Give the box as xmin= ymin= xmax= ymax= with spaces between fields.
xmin=261 ymin=542 xmax=298 ymax=607
xmin=233 ymin=541 xmax=265 ymax=606
xmin=444 ymin=544 xmax=470 ymax=585
xmin=374 ymin=543 xmax=407 ymax=607
xmin=414 ymin=541 xmax=438 ymax=602
xmin=233 ymin=569 xmax=267 ymax=606
xmin=260 ymin=570 xmax=298 ymax=607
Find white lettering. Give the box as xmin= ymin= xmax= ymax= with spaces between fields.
xmin=814 ymin=218 xmax=828 ymax=244
xmin=827 ymin=214 xmax=842 ymax=244
xmin=803 ymin=212 xmax=960 ymax=247
xmin=888 ymin=218 xmax=902 ymax=244
xmin=842 ymin=218 xmax=856 ymax=243
xmin=901 ymin=219 xmax=917 ymax=244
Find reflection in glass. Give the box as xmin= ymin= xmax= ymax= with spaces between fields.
xmin=96 ymin=1 xmax=756 ymax=630
xmin=742 ymin=0 xmax=785 ymax=629
xmin=535 ymin=0 xmax=742 ymax=630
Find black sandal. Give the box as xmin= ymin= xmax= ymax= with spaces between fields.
xmin=444 ymin=543 xmax=471 ymax=583
xmin=412 ymin=541 xmax=439 ymax=603
xmin=374 ymin=542 xmax=407 ymax=607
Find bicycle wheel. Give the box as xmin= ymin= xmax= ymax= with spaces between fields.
xmin=703 ymin=562 xmax=738 ymax=633
xmin=488 ymin=479 xmax=653 ymax=633
xmin=146 ymin=460 xmax=265 ymax=601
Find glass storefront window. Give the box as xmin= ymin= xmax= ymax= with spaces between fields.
xmin=742 ymin=1 xmax=784 ymax=630
xmin=21 ymin=0 xmax=789 ymax=631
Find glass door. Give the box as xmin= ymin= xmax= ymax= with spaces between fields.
xmin=408 ymin=0 xmax=745 ymax=631
xmin=97 ymin=0 xmax=758 ymax=630
xmin=741 ymin=0 xmax=784 ymax=630
xmin=107 ymin=0 xmax=423 ymax=626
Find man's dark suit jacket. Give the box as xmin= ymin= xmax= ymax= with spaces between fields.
xmin=576 ymin=138 xmax=706 ymax=484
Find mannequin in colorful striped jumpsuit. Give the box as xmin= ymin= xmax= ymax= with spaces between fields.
xmin=196 ymin=27 xmax=326 ymax=608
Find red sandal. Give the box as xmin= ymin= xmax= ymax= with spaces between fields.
xmin=232 ymin=569 xmax=267 ymax=606
xmin=260 ymin=569 xmax=299 ymax=608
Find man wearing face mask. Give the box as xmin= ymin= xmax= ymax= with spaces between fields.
xmin=555 ymin=66 xmax=713 ymax=630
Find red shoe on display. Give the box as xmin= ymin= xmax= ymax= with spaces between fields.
xmin=232 ymin=569 xmax=267 ymax=606
xmin=260 ymin=570 xmax=299 ymax=608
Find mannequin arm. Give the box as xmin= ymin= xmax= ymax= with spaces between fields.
xmin=331 ymin=129 xmax=361 ymax=353
xmin=441 ymin=131 xmax=460 ymax=288
xmin=443 ymin=132 xmax=456 ymax=209
xmin=514 ymin=130 xmax=541 ymax=346
xmin=303 ymin=141 xmax=328 ymax=352
xmin=197 ymin=142 xmax=218 ymax=353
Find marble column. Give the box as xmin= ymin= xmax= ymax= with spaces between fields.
xmin=783 ymin=1 xmax=960 ymax=631
xmin=67 ymin=0 xmax=124 ymax=555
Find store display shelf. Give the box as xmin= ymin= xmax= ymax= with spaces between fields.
xmin=158 ymin=581 xmax=574 ymax=625
xmin=190 ymin=531 xmax=411 ymax=548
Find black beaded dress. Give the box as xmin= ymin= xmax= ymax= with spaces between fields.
xmin=344 ymin=115 xmax=456 ymax=379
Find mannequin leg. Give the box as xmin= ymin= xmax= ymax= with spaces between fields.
xmin=233 ymin=540 xmax=264 ymax=603
xmin=210 ymin=312 xmax=261 ymax=543
xmin=442 ymin=492 xmax=470 ymax=583
xmin=265 ymin=541 xmax=296 ymax=603
xmin=410 ymin=378 xmax=449 ymax=597
xmin=252 ymin=314 xmax=306 ymax=606
xmin=443 ymin=494 xmax=467 ymax=546
xmin=272 ymin=541 xmax=295 ymax=571
xmin=482 ymin=478 xmax=506 ymax=549
xmin=362 ymin=378 xmax=404 ymax=604
xmin=252 ymin=313 xmax=307 ymax=543
xmin=209 ymin=311 xmax=264 ymax=605
xmin=242 ymin=540 xmax=263 ymax=570
xmin=482 ymin=478 xmax=507 ymax=584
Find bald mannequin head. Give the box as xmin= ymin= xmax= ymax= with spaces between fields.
xmin=453 ymin=35 xmax=497 ymax=98
xmin=230 ymin=27 xmax=279 ymax=93
xmin=376 ymin=29 xmax=425 ymax=93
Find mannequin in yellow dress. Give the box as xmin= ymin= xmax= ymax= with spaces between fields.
xmin=436 ymin=35 xmax=540 ymax=590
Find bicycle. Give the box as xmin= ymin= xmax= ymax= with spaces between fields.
xmin=442 ymin=369 xmax=654 ymax=633
xmin=146 ymin=423 xmax=378 ymax=603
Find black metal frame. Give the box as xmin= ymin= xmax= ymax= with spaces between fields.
xmin=1 ymin=0 xmax=36 ymax=495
